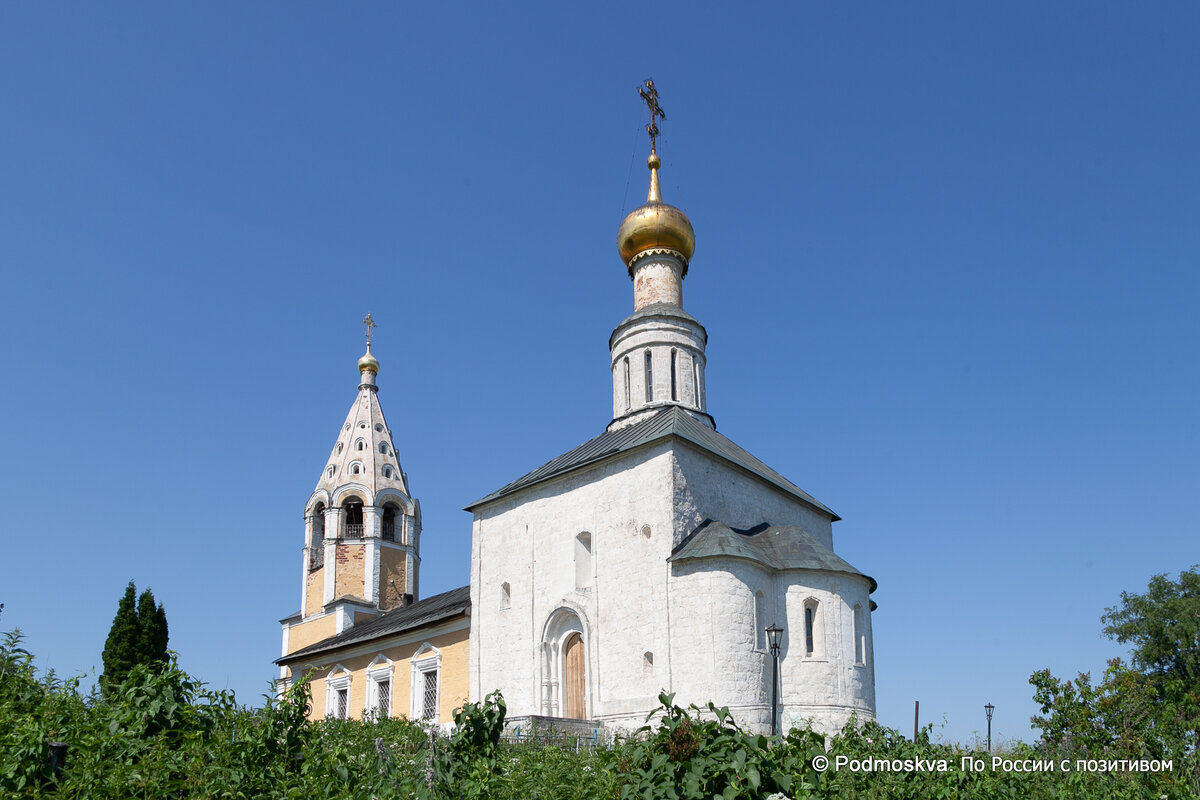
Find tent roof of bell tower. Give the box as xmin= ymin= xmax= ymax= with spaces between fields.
xmin=313 ymin=346 xmax=410 ymax=501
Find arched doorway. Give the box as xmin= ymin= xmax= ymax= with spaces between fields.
xmin=563 ymin=632 xmax=586 ymax=719
xmin=540 ymin=608 xmax=588 ymax=719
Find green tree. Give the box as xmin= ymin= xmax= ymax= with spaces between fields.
xmin=136 ymin=586 xmax=169 ymax=666
xmin=100 ymin=580 xmax=169 ymax=696
xmin=1101 ymin=565 xmax=1199 ymax=695
xmin=1030 ymin=567 xmax=1200 ymax=794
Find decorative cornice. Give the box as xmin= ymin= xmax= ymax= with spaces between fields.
xmin=626 ymin=247 xmax=689 ymax=275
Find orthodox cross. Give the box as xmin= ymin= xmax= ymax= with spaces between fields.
xmin=638 ymin=79 xmax=666 ymax=154
xmin=362 ymin=312 xmax=376 ymax=345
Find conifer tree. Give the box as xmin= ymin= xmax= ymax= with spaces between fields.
xmin=137 ymin=587 xmax=169 ymax=666
xmin=100 ymin=580 xmax=169 ymax=695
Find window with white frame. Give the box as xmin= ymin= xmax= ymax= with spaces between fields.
xmin=802 ymin=598 xmax=823 ymax=658
xmin=853 ymin=603 xmax=866 ymax=665
xmin=411 ymin=644 xmax=441 ymax=723
xmin=575 ymin=531 xmax=593 ymax=590
xmin=754 ymin=590 xmax=767 ymax=650
xmin=366 ymin=655 xmax=394 ymax=720
xmin=325 ymin=665 xmax=352 ymax=720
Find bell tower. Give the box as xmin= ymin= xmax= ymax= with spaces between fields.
xmin=280 ymin=316 xmax=422 ymax=663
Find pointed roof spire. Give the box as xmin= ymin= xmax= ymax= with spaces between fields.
xmin=358 ymin=312 xmax=380 ymax=382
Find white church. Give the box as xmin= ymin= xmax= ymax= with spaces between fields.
xmin=277 ymin=87 xmax=877 ymax=735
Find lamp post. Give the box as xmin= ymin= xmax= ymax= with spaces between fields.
xmin=766 ymin=623 xmax=784 ymax=736
xmin=984 ymin=703 xmax=994 ymax=754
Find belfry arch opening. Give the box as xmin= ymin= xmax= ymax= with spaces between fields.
xmin=381 ymin=503 xmax=400 ymax=542
xmin=341 ymin=497 xmax=364 ymax=539
xmin=309 ymin=503 xmax=326 ymax=569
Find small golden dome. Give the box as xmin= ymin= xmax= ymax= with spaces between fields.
xmin=616 ymin=154 xmax=696 ymax=270
xmin=358 ymin=345 xmax=380 ymax=374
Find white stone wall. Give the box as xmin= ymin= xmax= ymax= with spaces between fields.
xmin=779 ymin=572 xmax=876 ymax=734
xmin=671 ymin=444 xmax=835 ymax=550
xmin=468 ymin=438 xmax=875 ymax=735
xmin=471 ymin=443 xmax=677 ymax=721
xmin=662 ymin=559 xmax=874 ymax=736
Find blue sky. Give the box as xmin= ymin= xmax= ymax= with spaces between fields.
xmin=2 ymin=3 xmax=1197 ymax=745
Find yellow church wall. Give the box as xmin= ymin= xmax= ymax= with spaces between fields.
xmin=334 ymin=543 xmax=365 ymax=598
xmin=284 ymin=617 xmax=469 ymax=724
xmin=304 ymin=568 xmax=324 ymax=616
xmin=432 ymin=630 xmax=469 ymax=722
xmin=379 ymin=547 xmax=407 ymax=610
xmin=287 ymin=614 xmax=338 ymax=653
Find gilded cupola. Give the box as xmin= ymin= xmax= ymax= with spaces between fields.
xmin=616 ymin=79 xmax=696 ymax=275
xmin=616 ymin=152 xmax=696 ymax=273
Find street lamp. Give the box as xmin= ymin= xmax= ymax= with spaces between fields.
xmin=766 ymin=623 xmax=784 ymax=736
xmin=984 ymin=703 xmax=994 ymax=754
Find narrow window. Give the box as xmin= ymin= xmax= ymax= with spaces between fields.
xmin=422 ymin=670 xmax=438 ymax=720
xmin=382 ymin=465 xmax=393 ymax=478
xmin=670 ymin=349 xmax=678 ymax=401
xmin=326 ymin=465 xmax=335 ymax=479
xmin=336 ymin=687 xmax=348 ymax=720
xmin=350 ymin=463 xmax=361 ymax=475
xmin=375 ymin=678 xmax=391 ymax=717
xmin=693 ymin=361 xmax=702 ymax=407
xmin=623 ymin=356 xmax=631 ymax=410
xmin=801 ymin=598 xmax=823 ymax=658
xmin=644 ymin=351 xmax=653 ymax=402
xmin=375 ymin=423 xmax=384 ymax=432
xmin=805 ymin=606 xmax=815 ymax=656
xmin=501 ymin=582 xmax=511 ymax=609
xmin=641 ymin=524 xmax=652 ymax=540
xmin=643 ymin=651 xmax=654 ymax=677
xmin=754 ymin=591 xmax=767 ymax=650
xmin=412 ymin=648 xmax=442 ymax=721
xmin=336 ymin=443 xmax=343 ymax=454
xmin=380 ymin=442 xmax=388 ymax=455
xmin=854 ymin=604 xmax=866 ymax=664
xmin=575 ymin=532 xmax=593 ymax=590
xmin=357 ymin=439 xmax=365 ymax=451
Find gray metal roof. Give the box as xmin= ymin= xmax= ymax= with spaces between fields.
xmin=465 ymin=405 xmax=837 ymax=519
xmin=670 ymin=519 xmax=876 ymax=592
xmin=276 ymin=585 xmax=470 ymax=665
xmin=608 ymin=303 xmax=708 ymax=350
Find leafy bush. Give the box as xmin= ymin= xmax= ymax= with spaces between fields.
xmin=1 ymin=627 xmax=1197 ymax=799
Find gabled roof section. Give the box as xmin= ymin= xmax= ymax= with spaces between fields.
xmin=670 ymin=519 xmax=875 ymax=592
xmin=276 ymin=586 xmax=470 ymax=665
xmin=465 ymin=405 xmax=837 ymax=519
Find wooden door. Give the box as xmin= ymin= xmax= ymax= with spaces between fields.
xmin=563 ymin=633 xmax=586 ymax=719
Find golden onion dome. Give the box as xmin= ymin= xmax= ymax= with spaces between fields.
xmin=616 ymin=153 xmax=695 ymax=272
xmin=358 ymin=344 xmax=380 ymax=374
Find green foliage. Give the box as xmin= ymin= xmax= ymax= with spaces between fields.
xmin=99 ymin=582 xmax=138 ymax=697
xmin=136 ymin=588 xmax=169 ymax=669
xmin=2 ymin=625 xmax=1196 ymax=799
xmin=615 ymin=692 xmax=807 ymax=800
xmin=100 ymin=581 xmax=169 ymax=697
xmin=1030 ymin=659 xmax=1199 ymax=793
xmin=1101 ymin=566 xmax=1200 ymax=695
xmin=1029 ymin=566 xmax=1200 ymax=797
